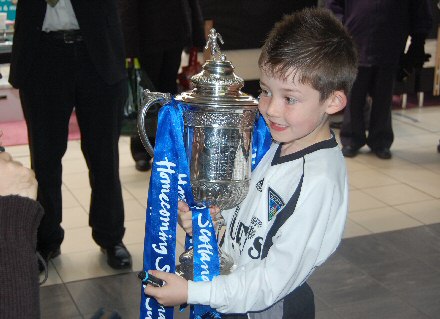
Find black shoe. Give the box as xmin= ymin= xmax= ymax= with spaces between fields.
xmin=101 ymin=243 xmax=132 ymax=269
xmin=135 ymin=159 xmax=151 ymax=172
xmin=373 ymin=147 xmax=392 ymax=159
xmin=341 ymin=145 xmax=360 ymax=158
xmin=37 ymin=247 xmax=61 ymax=273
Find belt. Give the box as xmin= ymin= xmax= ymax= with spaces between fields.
xmin=41 ymin=30 xmax=83 ymax=44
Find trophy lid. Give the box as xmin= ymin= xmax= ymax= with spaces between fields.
xmin=176 ymin=29 xmax=258 ymax=109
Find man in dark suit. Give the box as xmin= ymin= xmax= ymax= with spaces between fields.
xmin=9 ymin=0 xmax=132 ymax=270
xmin=326 ymin=0 xmax=432 ymax=159
xmin=118 ymin=0 xmax=205 ymax=172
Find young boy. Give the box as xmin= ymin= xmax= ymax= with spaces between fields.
xmin=145 ymin=7 xmax=358 ymax=318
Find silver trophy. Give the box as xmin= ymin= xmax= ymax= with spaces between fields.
xmin=138 ymin=29 xmax=259 ymax=279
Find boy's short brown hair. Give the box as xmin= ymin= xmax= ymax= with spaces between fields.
xmin=258 ymin=7 xmax=358 ymax=102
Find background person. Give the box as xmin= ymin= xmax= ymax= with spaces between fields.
xmin=9 ymin=0 xmax=132 ymax=271
xmin=118 ymin=0 xmax=205 ymax=172
xmin=326 ymin=0 xmax=433 ymax=159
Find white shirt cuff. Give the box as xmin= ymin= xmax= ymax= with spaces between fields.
xmin=187 ymin=280 xmax=213 ymax=305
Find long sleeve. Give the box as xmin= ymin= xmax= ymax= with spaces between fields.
xmin=187 ymin=0 xmax=206 ymax=49
xmin=0 ymin=195 xmax=44 ymax=319
xmin=409 ymin=0 xmax=433 ymax=37
xmin=187 ymin=147 xmax=348 ymax=314
xmin=117 ymin=0 xmax=140 ymax=57
xmin=188 ymin=177 xmax=347 ymax=313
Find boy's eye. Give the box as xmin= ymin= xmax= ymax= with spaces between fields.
xmin=259 ymin=89 xmax=272 ymax=98
xmin=286 ymin=97 xmax=298 ymax=105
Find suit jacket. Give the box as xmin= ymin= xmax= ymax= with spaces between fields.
xmin=9 ymin=0 xmax=126 ymax=88
xmin=117 ymin=0 xmax=205 ymax=57
xmin=326 ymin=0 xmax=433 ymax=67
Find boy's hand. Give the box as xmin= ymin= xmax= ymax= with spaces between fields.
xmin=144 ymin=270 xmax=188 ymax=307
xmin=178 ymin=201 xmax=193 ymax=236
xmin=178 ymin=201 xmax=222 ymax=236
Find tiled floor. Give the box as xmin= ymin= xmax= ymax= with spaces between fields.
xmin=4 ymin=105 xmax=440 ymax=318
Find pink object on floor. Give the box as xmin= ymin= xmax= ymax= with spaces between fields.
xmin=0 ymin=113 xmax=81 ymax=147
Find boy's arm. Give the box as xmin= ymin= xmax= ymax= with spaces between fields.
xmin=409 ymin=0 xmax=433 ymax=37
xmin=188 ymin=175 xmax=348 ymax=313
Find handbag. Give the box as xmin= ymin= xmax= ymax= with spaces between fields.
xmin=177 ymin=47 xmax=202 ymax=92
xmin=121 ymin=58 xmax=156 ymax=136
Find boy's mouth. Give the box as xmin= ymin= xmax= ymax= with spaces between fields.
xmin=269 ymin=121 xmax=288 ymax=132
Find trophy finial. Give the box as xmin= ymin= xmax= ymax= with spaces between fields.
xmin=205 ymin=28 xmax=224 ymax=60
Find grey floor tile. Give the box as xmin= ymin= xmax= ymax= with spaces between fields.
xmin=65 ymin=272 xmax=141 ymax=316
xmin=316 ymin=309 xmax=342 ymax=319
xmin=40 ymin=284 xmax=81 ymax=318
xmin=398 ymin=282 xmax=440 ymax=318
xmin=336 ymin=234 xmax=410 ymax=268
xmin=313 ymin=295 xmax=331 ymax=312
xmin=361 ymin=257 xmax=440 ymax=293
xmin=309 ymin=254 xmax=393 ymax=307
xmin=427 ymin=223 xmax=440 ymax=237
xmin=375 ymin=225 xmax=440 ymax=257
xmin=84 ymin=307 xmax=139 ymax=319
xmin=419 ymin=252 xmax=440 ymax=271
xmin=333 ymin=296 xmax=431 ymax=319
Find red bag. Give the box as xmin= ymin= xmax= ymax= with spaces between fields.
xmin=177 ymin=47 xmax=202 ymax=92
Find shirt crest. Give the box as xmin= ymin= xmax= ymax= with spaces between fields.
xmin=268 ymin=187 xmax=285 ymax=221
xmin=256 ymin=178 xmax=264 ymax=192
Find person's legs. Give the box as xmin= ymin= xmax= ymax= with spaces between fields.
xmin=73 ymin=42 xmax=128 ymax=250
xmin=340 ymin=66 xmax=372 ymax=154
xmin=19 ymin=34 xmax=77 ymax=255
xmin=367 ymin=65 xmax=395 ymax=157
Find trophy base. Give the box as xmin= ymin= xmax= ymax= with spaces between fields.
xmin=175 ymin=247 xmax=235 ymax=280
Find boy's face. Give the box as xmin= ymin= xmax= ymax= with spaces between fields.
xmin=258 ymin=69 xmax=344 ymax=155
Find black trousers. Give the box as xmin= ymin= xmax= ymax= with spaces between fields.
xmin=340 ymin=65 xmax=395 ymax=150
xmin=131 ymin=46 xmax=183 ymax=161
xmin=19 ymin=33 xmax=127 ymax=251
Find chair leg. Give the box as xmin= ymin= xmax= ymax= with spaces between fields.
xmin=417 ymin=91 xmax=424 ymax=107
xmin=401 ymin=93 xmax=407 ymax=109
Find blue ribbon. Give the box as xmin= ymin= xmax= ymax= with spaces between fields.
xmin=140 ymin=99 xmax=183 ymax=319
xmin=140 ymin=101 xmax=271 ymax=319
xmin=140 ymin=99 xmax=220 ymax=319
xmin=251 ymin=113 xmax=272 ymax=170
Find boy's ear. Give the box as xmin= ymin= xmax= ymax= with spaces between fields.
xmin=325 ymin=91 xmax=347 ymax=115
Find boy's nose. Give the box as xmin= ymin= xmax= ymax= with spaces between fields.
xmin=265 ymin=99 xmax=282 ymax=117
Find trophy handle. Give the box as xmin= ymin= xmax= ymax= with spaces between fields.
xmin=137 ymin=89 xmax=172 ymax=157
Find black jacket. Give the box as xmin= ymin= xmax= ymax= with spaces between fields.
xmin=117 ymin=0 xmax=205 ymax=57
xmin=326 ymin=0 xmax=433 ymax=67
xmin=9 ymin=0 xmax=126 ymax=88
